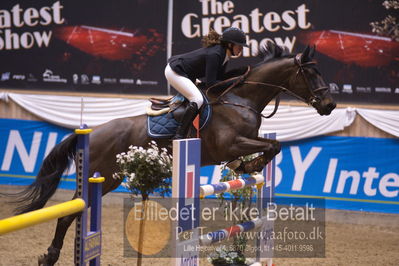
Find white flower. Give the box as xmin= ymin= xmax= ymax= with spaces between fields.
xmin=113 ymin=141 xmax=172 ymax=193
xmin=121 ymin=182 xmax=130 ymax=189
xmin=129 ymin=173 xmax=135 ymax=180
xmin=219 ymin=251 xmax=227 ymax=258
xmin=229 ymin=252 xmax=238 ymax=258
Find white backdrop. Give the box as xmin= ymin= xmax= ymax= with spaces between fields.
xmin=1 ymin=92 xmax=397 ymax=141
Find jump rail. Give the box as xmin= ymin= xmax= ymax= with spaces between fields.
xmin=172 ymin=134 xmax=276 ymax=266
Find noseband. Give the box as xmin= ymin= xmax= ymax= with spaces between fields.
xmin=293 ymin=53 xmax=329 ymax=107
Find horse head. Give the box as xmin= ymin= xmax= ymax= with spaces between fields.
xmin=253 ymin=42 xmax=336 ymax=116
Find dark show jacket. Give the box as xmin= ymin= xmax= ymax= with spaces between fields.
xmin=168 ymin=44 xmax=228 ymax=87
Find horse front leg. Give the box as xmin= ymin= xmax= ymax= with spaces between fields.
xmin=226 ymin=136 xmax=281 ymax=174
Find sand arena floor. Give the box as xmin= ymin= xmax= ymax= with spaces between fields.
xmin=0 ymin=187 xmax=399 ymax=266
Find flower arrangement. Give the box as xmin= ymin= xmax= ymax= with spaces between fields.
xmin=113 ymin=141 xmax=172 ymax=200
xmin=208 ymin=246 xmax=249 ymax=266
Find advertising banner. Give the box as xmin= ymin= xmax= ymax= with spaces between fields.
xmin=275 ymin=136 xmax=399 ymax=213
xmin=0 ymin=0 xmax=168 ymax=94
xmin=173 ymin=0 xmax=399 ymax=104
xmin=1 ymin=118 xmax=398 ymax=213
xmin=0 ymin=118 xmax=74 ymax=189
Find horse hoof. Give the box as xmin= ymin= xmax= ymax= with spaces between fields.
xmin=226 ymin=159 xmax=243 ymax=171
xmin=38 ymin=254 xmax=55 ymax=266
xmin=37 ymin=247 xmax=60 ymax=266
xmin=38 ymin=254 xmax=48 ymax=266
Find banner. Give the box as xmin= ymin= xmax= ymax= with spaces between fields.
xmin=0 ymin=118 xmax=74 ymax=189
xmin=1 ymin=1 xmax=397 ymax=101
xmin=173 ymin=0 xmax=399 ymax=104
xmin=0 ymin=0 xmax=167 ymax=94
xmin=1 ymin=118 xmax=398 ymax=213
xmin=275 ymin=136 xmax=399 ymax=213
xmin=200 ymin=136 xmax=399 ymax=214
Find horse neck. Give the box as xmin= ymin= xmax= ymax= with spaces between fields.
xmin=232 ymin=59 xmax=293 ymax=112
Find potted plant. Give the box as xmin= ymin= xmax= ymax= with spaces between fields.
xmin=113 ymin=141 xmax=172 ymax=265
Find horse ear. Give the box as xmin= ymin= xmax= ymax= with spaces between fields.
xmin=266 ymin=41 xmax=276 ymax=56
xmin=301 ymin=45 xmax=311 ymax=62
xmin=309 ymin=45 xmax=316 ymax=59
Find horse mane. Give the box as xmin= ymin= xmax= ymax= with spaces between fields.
xmin=223 ymin=41 xmax=293 ymax=79
xmin=257 ymin=41 xmax=293 ymax=64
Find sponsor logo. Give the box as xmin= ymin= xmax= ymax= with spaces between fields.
xmin=120 ymin=78 xmax=134 ymax=84
xmin=12 ymin=74 xmax=25 ymax=80
xmin=72 ymin=74 xmax=79 ymax=84
xmin=1 ymin=72 xmax=10 ymax=81
xmin=27 ymin=74 xmax=38 ymax=82
xmin=136 ymin=79 xmax=158 ymax=85
xmin=103 ymin=78 xmax=117 ymax=84
xmin=81 ymin=74 xmax=90 ymax=85
xmin=92 ymin=75 xmax=101 ymax=84
xmin=42 ymin=69 xmax=67 ymax=83
xmin=342 ymin=84 xmax=353 ymax=94
xmin=329 ymin=83 xmax=339 ymax=94
xmin=375 ymin=87 xmax=391 ymax=93
xmin=355 ymin=86 xmax=371 ymax=93
xmin=394 ymin=88 xmax=399 ymax=94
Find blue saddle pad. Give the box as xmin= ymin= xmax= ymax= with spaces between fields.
xmin=147 ymin=96 xmax=212 ymax=138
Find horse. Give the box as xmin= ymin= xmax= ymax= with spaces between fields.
xmin=12 ymin=42 xmax=336 ymax=265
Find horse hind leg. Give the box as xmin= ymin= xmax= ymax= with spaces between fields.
xmin=38 ymin=212 xmax=78 ymax=266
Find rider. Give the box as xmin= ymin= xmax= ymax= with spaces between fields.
xmin=165 ymin=27 xmax=249 ymax=139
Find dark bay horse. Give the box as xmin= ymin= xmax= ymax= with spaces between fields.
xmin=13 ymin=42 xmax=336 ymax=265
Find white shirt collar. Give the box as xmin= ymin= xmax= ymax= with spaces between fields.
xmin=223 ymin=52 xmax=230 ymax=65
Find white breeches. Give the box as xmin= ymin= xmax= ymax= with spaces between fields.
xmin=164 ymin=64 xmax=204 ymax=108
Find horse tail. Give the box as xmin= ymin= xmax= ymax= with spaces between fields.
xmin=13 ymin=134 xmax=78 ymax=214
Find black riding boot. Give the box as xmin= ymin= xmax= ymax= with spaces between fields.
xmin=173 ymin=102 xmax=199 ymax=139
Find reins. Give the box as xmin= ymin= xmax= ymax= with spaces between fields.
xmin=205 ymin=53 xmax=329 ymax=119
xmin=205 ymin=66 xmax=280 ymax=119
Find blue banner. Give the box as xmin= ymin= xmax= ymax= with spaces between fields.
xmin=1 ymin=118 xmax=398 ymax=213
xmin=0 ymin=118 xmax=74 ymax=189
xmin=275 ymin=136 xmax=399 ymax=213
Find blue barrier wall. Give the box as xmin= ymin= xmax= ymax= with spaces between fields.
xmin=0 ymin=118 xmax=74 ymax=189
xmin=1 ymin=118 xmax=398 ymax=213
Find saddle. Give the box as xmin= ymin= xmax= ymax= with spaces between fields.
xmin=147 ymin=94 xmax=186 ymax=115
xmin=146 ymin=92 xmax=211 ymax=138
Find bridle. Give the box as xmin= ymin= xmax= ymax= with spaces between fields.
xmin=244 ymin=53 xmax=329 ymax=106
xmin=292 ymin=53 xmax=330 ymax=106
xmin=206 ymin=53 xmax=329 ymax=118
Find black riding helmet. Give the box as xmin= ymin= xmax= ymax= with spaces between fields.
xmin=221 ymin=27 xmax=248 ymax=47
